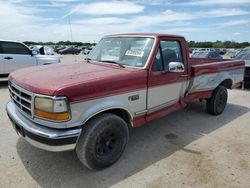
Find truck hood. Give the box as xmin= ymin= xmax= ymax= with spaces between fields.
xmin=9 ymin=62 xmax=147 ymax=102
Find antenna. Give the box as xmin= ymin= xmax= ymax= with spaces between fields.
xmin=68 ymin=15 xmax=77 ymax=62
xmin=68 ymin=15 xmax=73 ymax=41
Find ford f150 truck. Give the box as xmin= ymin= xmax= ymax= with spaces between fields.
xmin=6 ymin=34 xmax=244 ymax=170
xmin=0 ymin=40 xmax=60 ymax=76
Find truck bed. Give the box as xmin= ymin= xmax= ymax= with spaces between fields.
xmin=189 ymin=58 xmax=245 ymax=77
xmin=189 ymin=57 xmax=225 ymax=65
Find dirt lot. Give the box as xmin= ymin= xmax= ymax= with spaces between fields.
xmin=0 ymin=55 xmax=250 ymax=188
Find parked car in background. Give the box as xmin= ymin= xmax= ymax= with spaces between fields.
xmin=189 ymin=48 xmax=194 ymax=54
xmin=235 ymin=47 xmax=250 ymax=85
xmin=191 ymin=51 xmax=222 ymax=59
xmin=54 ymin=46 xmax=67 ymax=53
xmin=58 ymin=46 xmax=82 ymax=55
xmin=0 ymin=40 xmax=60 ymax=75
xmin=43 ymin=46 xmax=55 ymax=55
xmin=81 ymin=46 xmax=88 ymax=50
xmin=191 ymin=48 xmax=210 ymax=54
xmin=30 ymin=45 xmax=55 ymax=55
xmin=82 ymin=46 xmax=93 ymax=55
xmin=29 ymin=45 xmax=42 ymax=53
xmin=211 ymin=48 xmax=221 ymax=54
xmin=219 ymin=48 xmax=227 ymax=55
xmin=223 ymin=49 xmax=241 ymax=59
xmin=6 ymin=33 xmax=244 ymax=170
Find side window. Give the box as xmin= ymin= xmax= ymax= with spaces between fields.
xmin=160 ymin=41 xmax=183 ymax=71
xmin=1 ymin=42 xmax=31 ymax=55
xmin=152 ymin=48 xmax=163 ymax=71
xmin=152 ymin=40 xmax=183 ymax=71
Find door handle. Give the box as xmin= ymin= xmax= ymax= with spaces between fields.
xmin=4 ymin=57 xmax=13 ymax=60
xmin=180 ymin=74 xmax=188 ymax=77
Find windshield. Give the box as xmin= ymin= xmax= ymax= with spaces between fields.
xmin=87 ymin=37 xmax=154 ymax=68
xmin=235 ymin=49 xmax=250 ymax=60
xmin=191 ymin=52 xmax=209 ymax=58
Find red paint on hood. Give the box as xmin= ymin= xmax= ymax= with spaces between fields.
xmin=9 ymin=62 xmax=147 ymax=102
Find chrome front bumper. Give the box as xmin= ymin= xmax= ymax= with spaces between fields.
xmin=6 ymin=101 xmax=82 ymax=152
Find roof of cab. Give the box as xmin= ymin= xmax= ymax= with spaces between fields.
xmin=0 ymin=39 xmax=23 ymax=43
xmin=105 ymin=33 xmax=184 ymax=39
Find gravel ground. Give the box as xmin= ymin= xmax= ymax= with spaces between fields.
xmin=0 ymin=55 xmax=250 ymax=188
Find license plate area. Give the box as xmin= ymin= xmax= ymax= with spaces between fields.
xmin=8 ymin=113 xmax=25 ymax=137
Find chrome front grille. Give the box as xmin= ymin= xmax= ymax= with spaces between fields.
xmin=8 ymin=82 xmax=33 ymax=117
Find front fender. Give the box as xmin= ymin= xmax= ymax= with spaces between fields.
xmin=69 ymin=89 xmax=147 ymax=128
xmin=70 ymin=98 xmax=134 ymax=126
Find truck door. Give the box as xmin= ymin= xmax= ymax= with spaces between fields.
xmin=0 ymin=41 xmax=36 ymax=74
xmin=147 ymin=39 xmax=188 ymax=115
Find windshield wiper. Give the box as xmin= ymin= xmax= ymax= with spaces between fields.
xmin=100 ymin=60 xmax=125 ymax=68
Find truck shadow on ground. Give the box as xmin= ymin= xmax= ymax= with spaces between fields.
xmin=16 ymin=101 xmax=249 ymax=188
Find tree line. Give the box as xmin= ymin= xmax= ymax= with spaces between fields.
xmin=188 ymin=40 xmax=250 ymax=48
xmin=23 ymin=40 xmax=250 ymax=48
xmin=23 ymin=40 xmax=96 ymax=46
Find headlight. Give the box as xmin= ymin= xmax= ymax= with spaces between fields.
xmin=34 ymin=97 xmax=70 ymax=121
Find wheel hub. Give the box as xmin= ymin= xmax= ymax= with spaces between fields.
xmin=96 ymin=131 xmax=117 ymax=156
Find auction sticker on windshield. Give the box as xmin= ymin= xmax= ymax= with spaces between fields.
xmin=125 ymin=50 xmax=144 ymax=57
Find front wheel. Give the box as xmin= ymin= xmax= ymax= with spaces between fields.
xmin=206 ymin=85 xmax=228 ymax=115
xmin=76 ymin=113 xmax=129 ymax=170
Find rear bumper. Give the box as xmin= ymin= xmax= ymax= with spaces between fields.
xmin=6 ymin=101 xmax=81 ymax=152
xmin=244 ymin=67 xmax=250 ymax=84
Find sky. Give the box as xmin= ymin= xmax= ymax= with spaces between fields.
xmin=0 ymin=0 xmax=250 ymax=43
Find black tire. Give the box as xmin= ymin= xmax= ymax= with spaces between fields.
xmin=206 ymin=85 xmax=228 ymax=115
xmin=76 ymin=113 xmax=129 ymax=170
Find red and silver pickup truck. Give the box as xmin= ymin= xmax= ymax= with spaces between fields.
xmin=6 ymin=34 xmax=244 ymax=170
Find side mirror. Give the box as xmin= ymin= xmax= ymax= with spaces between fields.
xmin=31 ymin=50 xmax=38 ymax=56
xmin=168 ymin=62 xmax=185 ymax=73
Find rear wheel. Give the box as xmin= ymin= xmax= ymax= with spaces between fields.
xmin=76 ymin=113 xmax=129 ymax=170
xmin=206 ymin=86 xmax=228 ymax=115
